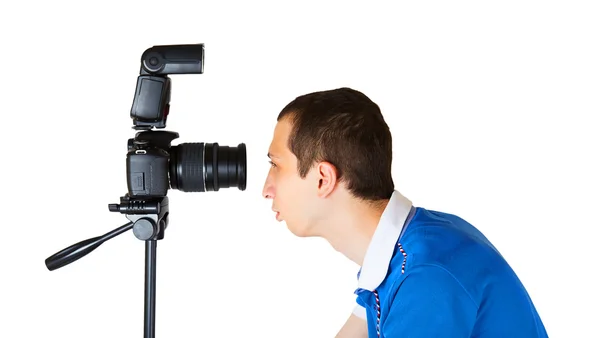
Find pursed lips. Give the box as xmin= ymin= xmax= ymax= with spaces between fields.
xmin=272 ymin=208 xmax=281 ymax=221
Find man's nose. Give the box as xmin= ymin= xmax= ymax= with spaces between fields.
xmin=262 ymin=178 xmax=274 ymax=199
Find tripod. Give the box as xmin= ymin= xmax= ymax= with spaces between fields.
xmin=45 ymin=195 xmax=169 ymax=338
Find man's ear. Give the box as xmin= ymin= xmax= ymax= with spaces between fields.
xmin=316 ymin=161 xmax=338 ymax=198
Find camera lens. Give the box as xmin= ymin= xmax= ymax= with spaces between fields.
xmin=169 ymin=142 xmax=246 ymax=192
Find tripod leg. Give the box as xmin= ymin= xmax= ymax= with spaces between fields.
xmin=144 ymin=239 xmax=157 ymax=338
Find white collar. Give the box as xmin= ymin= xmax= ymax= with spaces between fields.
xmin=356 ymin=190 xmax=413 ymax=291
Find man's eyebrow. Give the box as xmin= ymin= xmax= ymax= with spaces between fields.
xmin=267 ymin=152 xmax=280 ymax=159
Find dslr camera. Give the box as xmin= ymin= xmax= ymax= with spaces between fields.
xmin=123 ymin=43 xmax=246 ymax=199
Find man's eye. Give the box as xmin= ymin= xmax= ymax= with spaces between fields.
xmin=269 ymin=161 xmax=277 ymax=168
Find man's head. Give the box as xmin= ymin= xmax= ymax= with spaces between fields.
xmin=262 ymin=87 xmax=394 ymax=237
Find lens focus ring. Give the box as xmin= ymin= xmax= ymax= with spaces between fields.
xmin=171 ymin=143 xmax=206 ymax=192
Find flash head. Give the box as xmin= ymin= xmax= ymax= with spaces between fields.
xmin=140 ymin=44 xmax=204 ymax=75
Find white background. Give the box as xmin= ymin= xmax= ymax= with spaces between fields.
xmin=2 ymin=1 xmax=599 ymax=337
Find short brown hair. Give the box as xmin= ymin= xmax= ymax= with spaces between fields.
xmin=278 ymin=87 xmax=394 ymax=201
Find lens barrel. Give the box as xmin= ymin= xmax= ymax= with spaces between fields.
xmin=169 ymin=142 xmax=246 ymax=192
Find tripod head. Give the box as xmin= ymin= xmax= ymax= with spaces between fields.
xmin=44 ymin=43 xmax=247 ymax=337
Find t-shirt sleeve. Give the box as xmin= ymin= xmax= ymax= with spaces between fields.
xmin=382 ymin=264 xmax=478 ymax=337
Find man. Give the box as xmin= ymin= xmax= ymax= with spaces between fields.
xmin=262 ymin=87 xmax=548 ymax=337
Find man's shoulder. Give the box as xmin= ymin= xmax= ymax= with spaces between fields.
xmin=400 ymin=207 xmax=501 ymax=261
xmin=389 ymin=207 xmax=528 ymax=307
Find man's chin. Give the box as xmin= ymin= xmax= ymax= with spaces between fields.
xmin=286 ymin=223 xmax=315 ymax=238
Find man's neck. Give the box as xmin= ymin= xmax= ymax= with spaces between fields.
xmin=318 ymin=196 xmax=389 ymax=266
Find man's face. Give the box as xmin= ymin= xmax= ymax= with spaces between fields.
xmin=262 ymin=117 xmax=319 ymax=237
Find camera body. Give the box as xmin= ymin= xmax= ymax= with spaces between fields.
xmin=122 ymin=44 xmax=246 ymax=200
xmin=126 ymin=131 xmax=175 ymax=197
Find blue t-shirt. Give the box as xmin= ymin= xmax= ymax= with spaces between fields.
xmin=355 ymin=207 xmax=548 ymax=337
